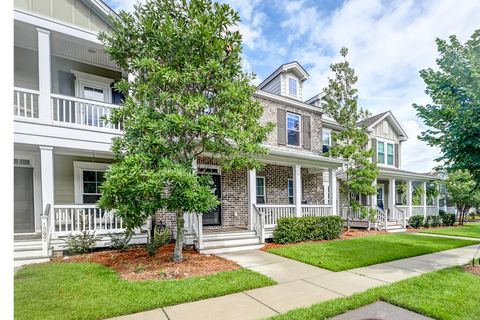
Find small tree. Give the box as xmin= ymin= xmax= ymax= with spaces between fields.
xmin=413 ymin=29 xmax=480 ymax=185
xmin=98 ymin=0 xmax=273 ymax=262
xmin=445 ymin=170 xmax=480 ymax=225
xmin=323 ymin=47 xmax=379 ymax=229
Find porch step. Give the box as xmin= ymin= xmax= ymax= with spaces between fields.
xmin=199 ymin=243 xmax=264 ymax=255
xmin=201 ymin=236 xmax=261 ymax=249
xmin=385 ymin=225 xmax=406 ymax=233
xmin=202 ymin=230 xmax=257 ymax=240
xmin=14 ymin=256 xmax=50 ymax=268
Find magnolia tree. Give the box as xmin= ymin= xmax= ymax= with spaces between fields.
xmin=323 ymin=47 xmax=379 ymax=230
xmin=445 ymin=170 xmax=480 ymax=224
xmin=98 ymin=0 xmax=273 ymax=262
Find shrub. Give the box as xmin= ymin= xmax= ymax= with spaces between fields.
xmin=108 ymin=229 xmax=133 ymax=251
xmin=439 ymin=211 xmax=456 ymax=226
xmin=64 ymin=231 xmax=99 ymax=254
xmin=425 ymin=215 xmax=442 ymax=227
xmin=273 ymin=216 xmax=343 ymax=244
xmin=408 ymin=215 xmax=425 ymax=229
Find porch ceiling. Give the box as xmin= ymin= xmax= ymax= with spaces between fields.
xmin=14 ymin=20 xmax=121 ymax=72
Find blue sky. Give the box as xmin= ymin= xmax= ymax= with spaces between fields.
xmin=105 ymin=0 xmax=480 ymax=172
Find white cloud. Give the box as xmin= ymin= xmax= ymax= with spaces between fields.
xmin=279 ymin=0 xmax=480 ymax=172
xmin=107 ymin=0 xmax=145 ymax=12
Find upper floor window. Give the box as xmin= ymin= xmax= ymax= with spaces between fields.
xmin=288 ymin=179 xmax=294 ymax=204
xmin=322 ymin=129 xmax=331 ymax=154
xmin=287 ymin=113 xmax=300 ymax=146
xmin=288 ymin=78 xmax=297 ymax=97
xmin=377 ymin=140 xmax=394 ymax=166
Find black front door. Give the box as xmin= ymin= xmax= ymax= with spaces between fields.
xmin=14 ymin=167 xmax=35 ymax=233
xmin=202 ymin=174 xmax=222 ymax=226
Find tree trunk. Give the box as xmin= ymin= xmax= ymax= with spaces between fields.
xmin=173 ymin=210 xmax=185 ymax=262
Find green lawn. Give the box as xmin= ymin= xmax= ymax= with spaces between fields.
xmin=14 ymin=262 xmax=275 ymax=320
xmin=270 ymin=267 xmax=480 ymax=320
xmin=268 ymin=233 xmax=479 ymax=271
xmin=421 ymin=222 xmax=480 ymax=239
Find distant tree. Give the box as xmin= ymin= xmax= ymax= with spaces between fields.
xmin=413 ymin=29 xmax=480 ymax=185
xmin=445 ymin=170 xmax=480 ymax=225
xmin=323 ymin=47 xmax=379 ymax=230
xmin=98 ymin=0 xmax=273 ymax=262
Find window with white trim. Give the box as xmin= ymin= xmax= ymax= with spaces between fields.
xmin=82 ymin=170 xmax=105 ymax=204
xmin=288 ymin=78 xmax=297 ymax=97
xmin=377 ymin=140 xmax=394 ymax=166
xmin=256 ymin=177 xmax=265 ymax=204
xmin=287 ymin=112 xmax=301 ymax=146
xmin=288 ymin=179 xmax=294 ymax=204
xmin=322 ymin=129 xmax=331 ymax=154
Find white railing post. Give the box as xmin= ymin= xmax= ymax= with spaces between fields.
xmin=423 ymin=181 xmax=427 ymax=218
xmin=293 ymin=164 xmax=302 ymax=217
xmin=197 ymin=213 xmax=203 ymax=250
xmin=328 ymin=168 xmax=337 ymax=215
xmin=407 ymin=180 xmax=412 ymax=218
xmin=37 ymin=28 xmax=51 ymax=122
xmin=247 ymin=168 xmax=257 ymax=230
xmin=41 ymin=204 xmax=50 ymax=257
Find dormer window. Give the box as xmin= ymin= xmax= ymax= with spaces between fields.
xmin=288 ymin=78 xmax=297 ymax=97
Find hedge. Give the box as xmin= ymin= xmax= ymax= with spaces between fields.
xmin=408 ymin=215 xmax=425 ymax=228
xmin=439 ymin=211 xmax=456 ymax=226
xmin=273 ymin=216 xmax=343 ymax=244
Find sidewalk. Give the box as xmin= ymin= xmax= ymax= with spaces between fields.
xmin=107 ymin=242 xmax=480 ymax=320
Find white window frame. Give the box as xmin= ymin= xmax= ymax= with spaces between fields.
xmin=287 ymin=76 xmax=298 ymax=98
xmin=376 ymin=138 xmax=395 ymax=167
xmin=74 ymin=161 xmax=110 ymax=204
xmin=286 ymin=112 xmax=301 ymax=147
xmin=72 ymin=70 xmax=114 ymax=103
xmin=256 ymin=176 xmax=266 ymax=204
xmin=322 ymin=128 xmax=332 ymax=154
xmin=287 ymin=179 xmax=294 ymax=204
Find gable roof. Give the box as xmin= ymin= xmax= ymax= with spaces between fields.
xmin=258 ymin=61 xmax=309 ymax=90
xmin=83 ymin=0 xmax=118 ymax=27
xmin=357 ymin=111 xmax=408 ymax=141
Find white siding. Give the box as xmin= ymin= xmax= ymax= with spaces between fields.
xmin=54 ymin=154 xmax=113 ymax=204
xmin=370 ymin=119 xmax=400 ymax=142
xmin=14 ymin=47 xmax=38 ymax=90
xmin=15 ymin=0 xmax=112 ymax=33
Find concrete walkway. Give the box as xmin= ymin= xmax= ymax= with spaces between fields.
xmin=411 ymin=232 xmax=480 ymax=242
xmin=107 ymin=243 xmax=480 ymax=320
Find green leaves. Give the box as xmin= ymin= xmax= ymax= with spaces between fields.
xmin=98 ymin=0 xmax=272 ymax=238
xmin=414 ymin=29 xmax=480 ymax=184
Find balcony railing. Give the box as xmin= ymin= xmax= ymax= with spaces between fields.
xmin=51 ymin=94 xmax=121 ymax=131
xmin=14 ymin=87 xmax=40 ymax=119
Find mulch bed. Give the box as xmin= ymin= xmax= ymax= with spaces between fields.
xmin=54 ymin=243 xmax=240 ymax=281
xmin=262 ymin=228 xmax=386 ymax=251
xmin=464 ymin=265 xmax=480 ymax=276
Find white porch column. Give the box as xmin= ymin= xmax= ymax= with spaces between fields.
xmin=293 ymin=164 xmax=302 ymax=217
xmin=37 ymin=28 xmax=51 ymax=122
xmin=39 ymin=146 xmax=54 ymax=211
xmin=423 ymin=181 xmax=427 ymax=218
xmin=389 ymin=178 xmax=396 ymax=215
xmin=371 ymin=179 xmax=377 ymax=209
xmin=407 ymin=180 xmax=413 ymax=218
xmin=247 ymin=168 xmax=256 ymax=230
xmin=328 ymin=168 xmax=337 ymax=215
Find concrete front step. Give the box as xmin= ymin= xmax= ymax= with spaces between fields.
xmin=202 ymin=231 xmax=257 ymax=240
xmin=14 ymin=256 xmax=50 ymax=267
xmin=14 ymin=248 xmax=51 ymax=259
xmin=199 ymin=243 xmax=264 ymax=255
xmin=202 ymin=236 xmax=261 ymax=249
xmin=385 ymin=226 xmax=406 ymax=233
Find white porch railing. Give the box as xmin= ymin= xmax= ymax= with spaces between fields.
xmin=411 ymin=206 xmax=424 ymax=216
xmin=252 ymin=205 xmax=265 ymax=243
xmin=427 ymin=206 xmax=439 ymax=216
xmin=393 ymin=205 xmax=407 ymax=228
xmin=255 ymin=204 xmax=296 ymax=228
xmin=396 ymin=205 xmax=410 ymax=218
xmin=301 ymin=205 xmax=333 ymax=217
xmin=341 ymin=205 xmax=388 ymax=230
xmin=51 ymin=94 xmax=121 ymax=131
xmin=14 ymin=87 xmax=40 ymax=119
xmin=52 ymin=204 xmax=124 ymax=237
